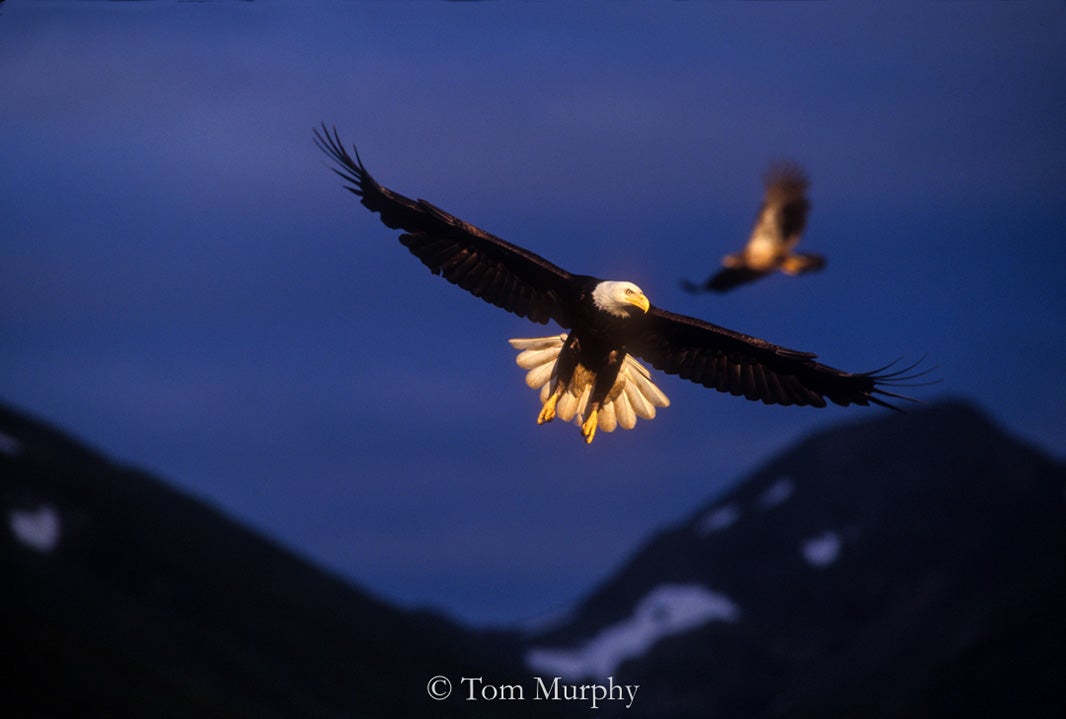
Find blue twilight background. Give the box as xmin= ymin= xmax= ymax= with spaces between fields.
xmin=1 ymin=1 xmax=1064 ymax=626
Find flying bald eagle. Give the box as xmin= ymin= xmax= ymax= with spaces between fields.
xmin=315 ymin=127 xmax=918 ymax=443
xmin=682 ymin=162 xmax=826 ymax=293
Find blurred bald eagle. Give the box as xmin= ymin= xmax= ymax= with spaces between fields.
xmin=682 ymin=162 xmax=825 ymax=293
xmin=315 ymin=127 xmax=917 ymax=443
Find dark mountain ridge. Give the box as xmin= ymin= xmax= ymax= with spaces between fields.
xmin=0 ymin=401 xmax=561 ymax=719
xmin=524 ymin=399 xmax=1066 ymax=718
xmin=4 ymin=398 xmax=1062 ymax=718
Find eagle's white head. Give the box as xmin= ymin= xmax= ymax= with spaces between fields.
xmin=592 ymin=280 xmax=650 ymax=318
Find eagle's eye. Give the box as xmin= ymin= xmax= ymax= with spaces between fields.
xmin=625 ymin=288 xmax=634 ymax=295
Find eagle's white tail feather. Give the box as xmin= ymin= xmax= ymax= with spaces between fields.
xmin=623 ymin=379 xmax=657 ymax=420
xmin=510 ymin=334 xmax=670 ymax=433
xmin=514 ymin=346 xmax=562 ymax=371
xmin=598 ymin=401 xmax=618 ymax=433
xmin=614 ymin=386 xmax=637 ymax=429
xmin=556 ymin=384 xmax=584 ymax=423
xmin=509 ymin=336 xmax=565 ymax=352
xmin=629 ymin=366 xmax=671 ymax=409
xmin=524 ymin=360 xmax=555 ymax=390
xmin=577 ymin=383 xmax=593 ymax=422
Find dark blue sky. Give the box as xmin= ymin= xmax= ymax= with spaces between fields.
xmin=2 ymin=2 xmax=1064 ymax=626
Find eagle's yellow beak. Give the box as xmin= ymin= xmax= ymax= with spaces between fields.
xmin=626 ymin=292 xmax=650 ymax=314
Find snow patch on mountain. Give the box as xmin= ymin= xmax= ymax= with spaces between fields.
xmin=801 ymin=530 xmax=841 ymax=567
xmin=756 ymin=476 xmax=795 ymax=509
xmin=526 ymin=583 xmax=739 ymax=680
xmin=9 ymin=504 xmax=62 ymax=553
xmin=697 ymin=503 xmax=740 ymax=534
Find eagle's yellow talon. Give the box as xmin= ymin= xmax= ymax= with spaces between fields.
xmin=581 ymin=408 xmax=599 ymax=444
xmin=538 ymin=393 xmax=559 ymax=424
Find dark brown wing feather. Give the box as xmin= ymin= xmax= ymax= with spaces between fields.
xmin=633 ymin=306 xmax=917 ymax=409
xmin=314 ymin=125 xmax=576 ymax=327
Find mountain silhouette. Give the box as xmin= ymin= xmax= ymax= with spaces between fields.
xmin=4 ymin=398 xmax=1062 ymax=717
xmin=0 ymin=401 xmax=571 ymax=719
xmin=524 ymin=400 xmax=1066 ymax=718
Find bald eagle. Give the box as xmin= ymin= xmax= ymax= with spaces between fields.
xmin=682 ymin=162 xmax=826 ymax=293
xmin=315 ymin=127 xmax=918 ymax=443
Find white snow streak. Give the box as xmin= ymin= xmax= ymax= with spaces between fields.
xmin=756 ymin=476 xmax=795 ymax=509
xmin=697 ymin=503 xmax=740 ymax=534
xmin=801 ymin=531 xmax=841 ymax=567
xmin=526 ymin=584 xmax=740 ymax=679
xmin=9 ymin=504 xmax=62 ymax=553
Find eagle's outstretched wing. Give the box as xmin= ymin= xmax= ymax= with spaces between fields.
xmin=634 ymin=306 xmax=921 ymax=410
xmin=314 ymin=125 xmax=577 ymax=327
